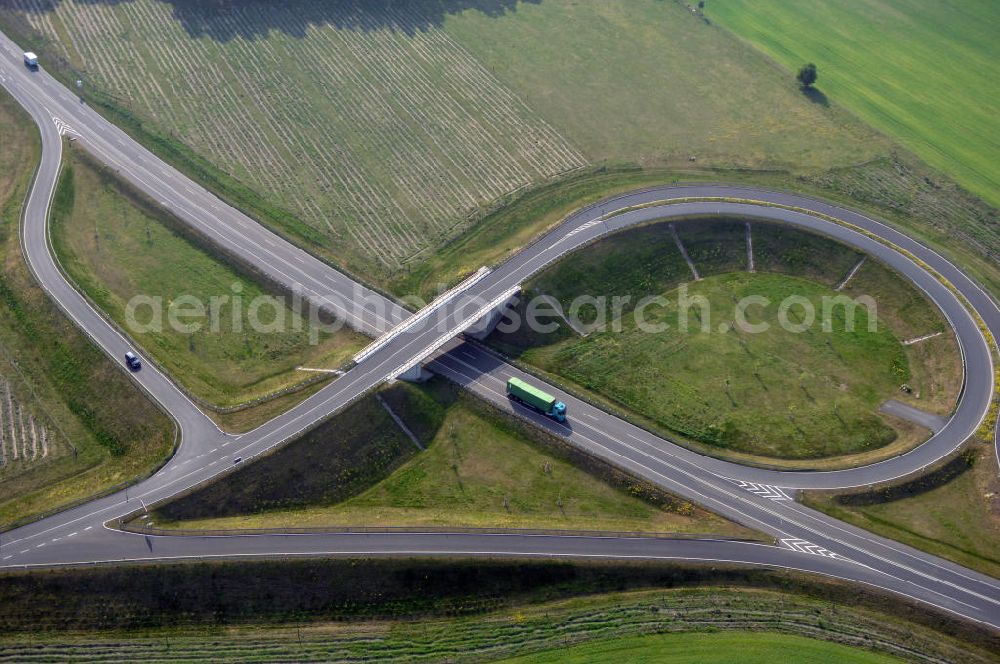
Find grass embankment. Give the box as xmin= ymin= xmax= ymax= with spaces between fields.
xmin=390 ymin=160 xmax=1000 ymax=304
xmin=804 ymin=445 xmax=1000 ymax=579
xmin=710 ymin=0 xmax=1000 ymax=210
xmin=840 ymin=259 xmax=960 ymax=416
xmin=0 ymin=92 xmax=172 ymax=527
xmin=0 ymin=564 xmax=994 ymax=663
xmin=149 ymin=379 xmax=753 ymax=537
xmin=501 ymin=632 xmax=902 ymax=664
xmin=523 ymin=273 xmax=903 ymax=459
xmin=49 ymin=147 xmax=367 ymax=413
xmin=490 ymin=220 xmax=958 ymax=462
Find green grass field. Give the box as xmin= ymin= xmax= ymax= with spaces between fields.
xmin=841 ymin=259 xmax=961 ymax=415
xmin=501 ymin=631 xmax=902 ymax=664
xmin=150 ymin=379 xmax=753 ymax=537
xmin=710 ymin=0 xmax=1000 ymax=210
xmin=444 ymin=0 xmax=887 ymax=172
xmin=50 ymin=148 xmax=367 ymax=410
xmin=492 ymin=220 xmax=959 ymax=462
xmin=805 ymin=446 xmax=1000 ymax=579
xmin=524 ymin=273 xmax=904 ymax=459
xmin=0 ymin=91 xmax=173 ymax=527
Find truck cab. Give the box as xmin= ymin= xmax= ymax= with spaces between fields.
xmin=23 ymin=52 xmax=38 ymax=70
xmin=551 ymin=401 xmax=567 ymax=423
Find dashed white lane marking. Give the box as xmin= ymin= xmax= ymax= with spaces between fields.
xmin=209 ymin=448 xmax=218 ymax=454
xmin=35 ymin=543 xmax=44 ymax=548
xmin=19 ymin=549 xmax=28 ymax=555
xmin=731 ymin=480 xmax=792 ymax=501
xmin=67 ymin=532 xmax=77 ymax=538
xmin=564 ymin=217 xmax=604 ymax=239
xmin=2 ymin=556 xmax=11 ymax=561
xmin=780 ymin=538 xmax=842 ymax=559
xmin=83 ymin=526 xmax=92 ymax=531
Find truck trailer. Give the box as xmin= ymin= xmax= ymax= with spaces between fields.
xmin=506 ymin=377 xmax=567 ymax=422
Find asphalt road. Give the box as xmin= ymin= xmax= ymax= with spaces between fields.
xmin=1 ymin=36 xmax=999 ymax=629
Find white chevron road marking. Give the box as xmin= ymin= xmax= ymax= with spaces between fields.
xmin=52 ymin=116 xmax=79 ymax=137
xmin=780 ymin=538 xmax=842 ymax=559
xmin=731 ymin=480 xmax=792 ymax=501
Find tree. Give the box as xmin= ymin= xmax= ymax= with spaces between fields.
xmin=797 ymin=63 xmax=818 ymax=88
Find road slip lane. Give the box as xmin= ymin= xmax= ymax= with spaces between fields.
xmin=430 ymin=348 xmax=1000 ymax=593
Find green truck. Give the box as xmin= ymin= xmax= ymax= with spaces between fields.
xmin=506 ymin=377 xmax=567 ymax=422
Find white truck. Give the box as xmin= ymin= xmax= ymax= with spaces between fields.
xmin=23 ymin=52 xmax=38 ymax=69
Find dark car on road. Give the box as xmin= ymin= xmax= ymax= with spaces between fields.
xmin=124 ymin=351 xmax=141 ymax=371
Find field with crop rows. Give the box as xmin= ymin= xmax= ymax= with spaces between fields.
xmin=12 ymin=0 xmax=585 ymax=271
xmin=0 ymin=375 xmax=62 ymax=476
xmin=0 ymin=575 xmax=992 ymax=663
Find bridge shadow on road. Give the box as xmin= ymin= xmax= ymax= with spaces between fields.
xmin=429 ymin=341 xmax=576 ymax=437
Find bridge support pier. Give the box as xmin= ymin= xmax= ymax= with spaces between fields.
xmin=397 ymin=363 xmax=434 ymax=383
